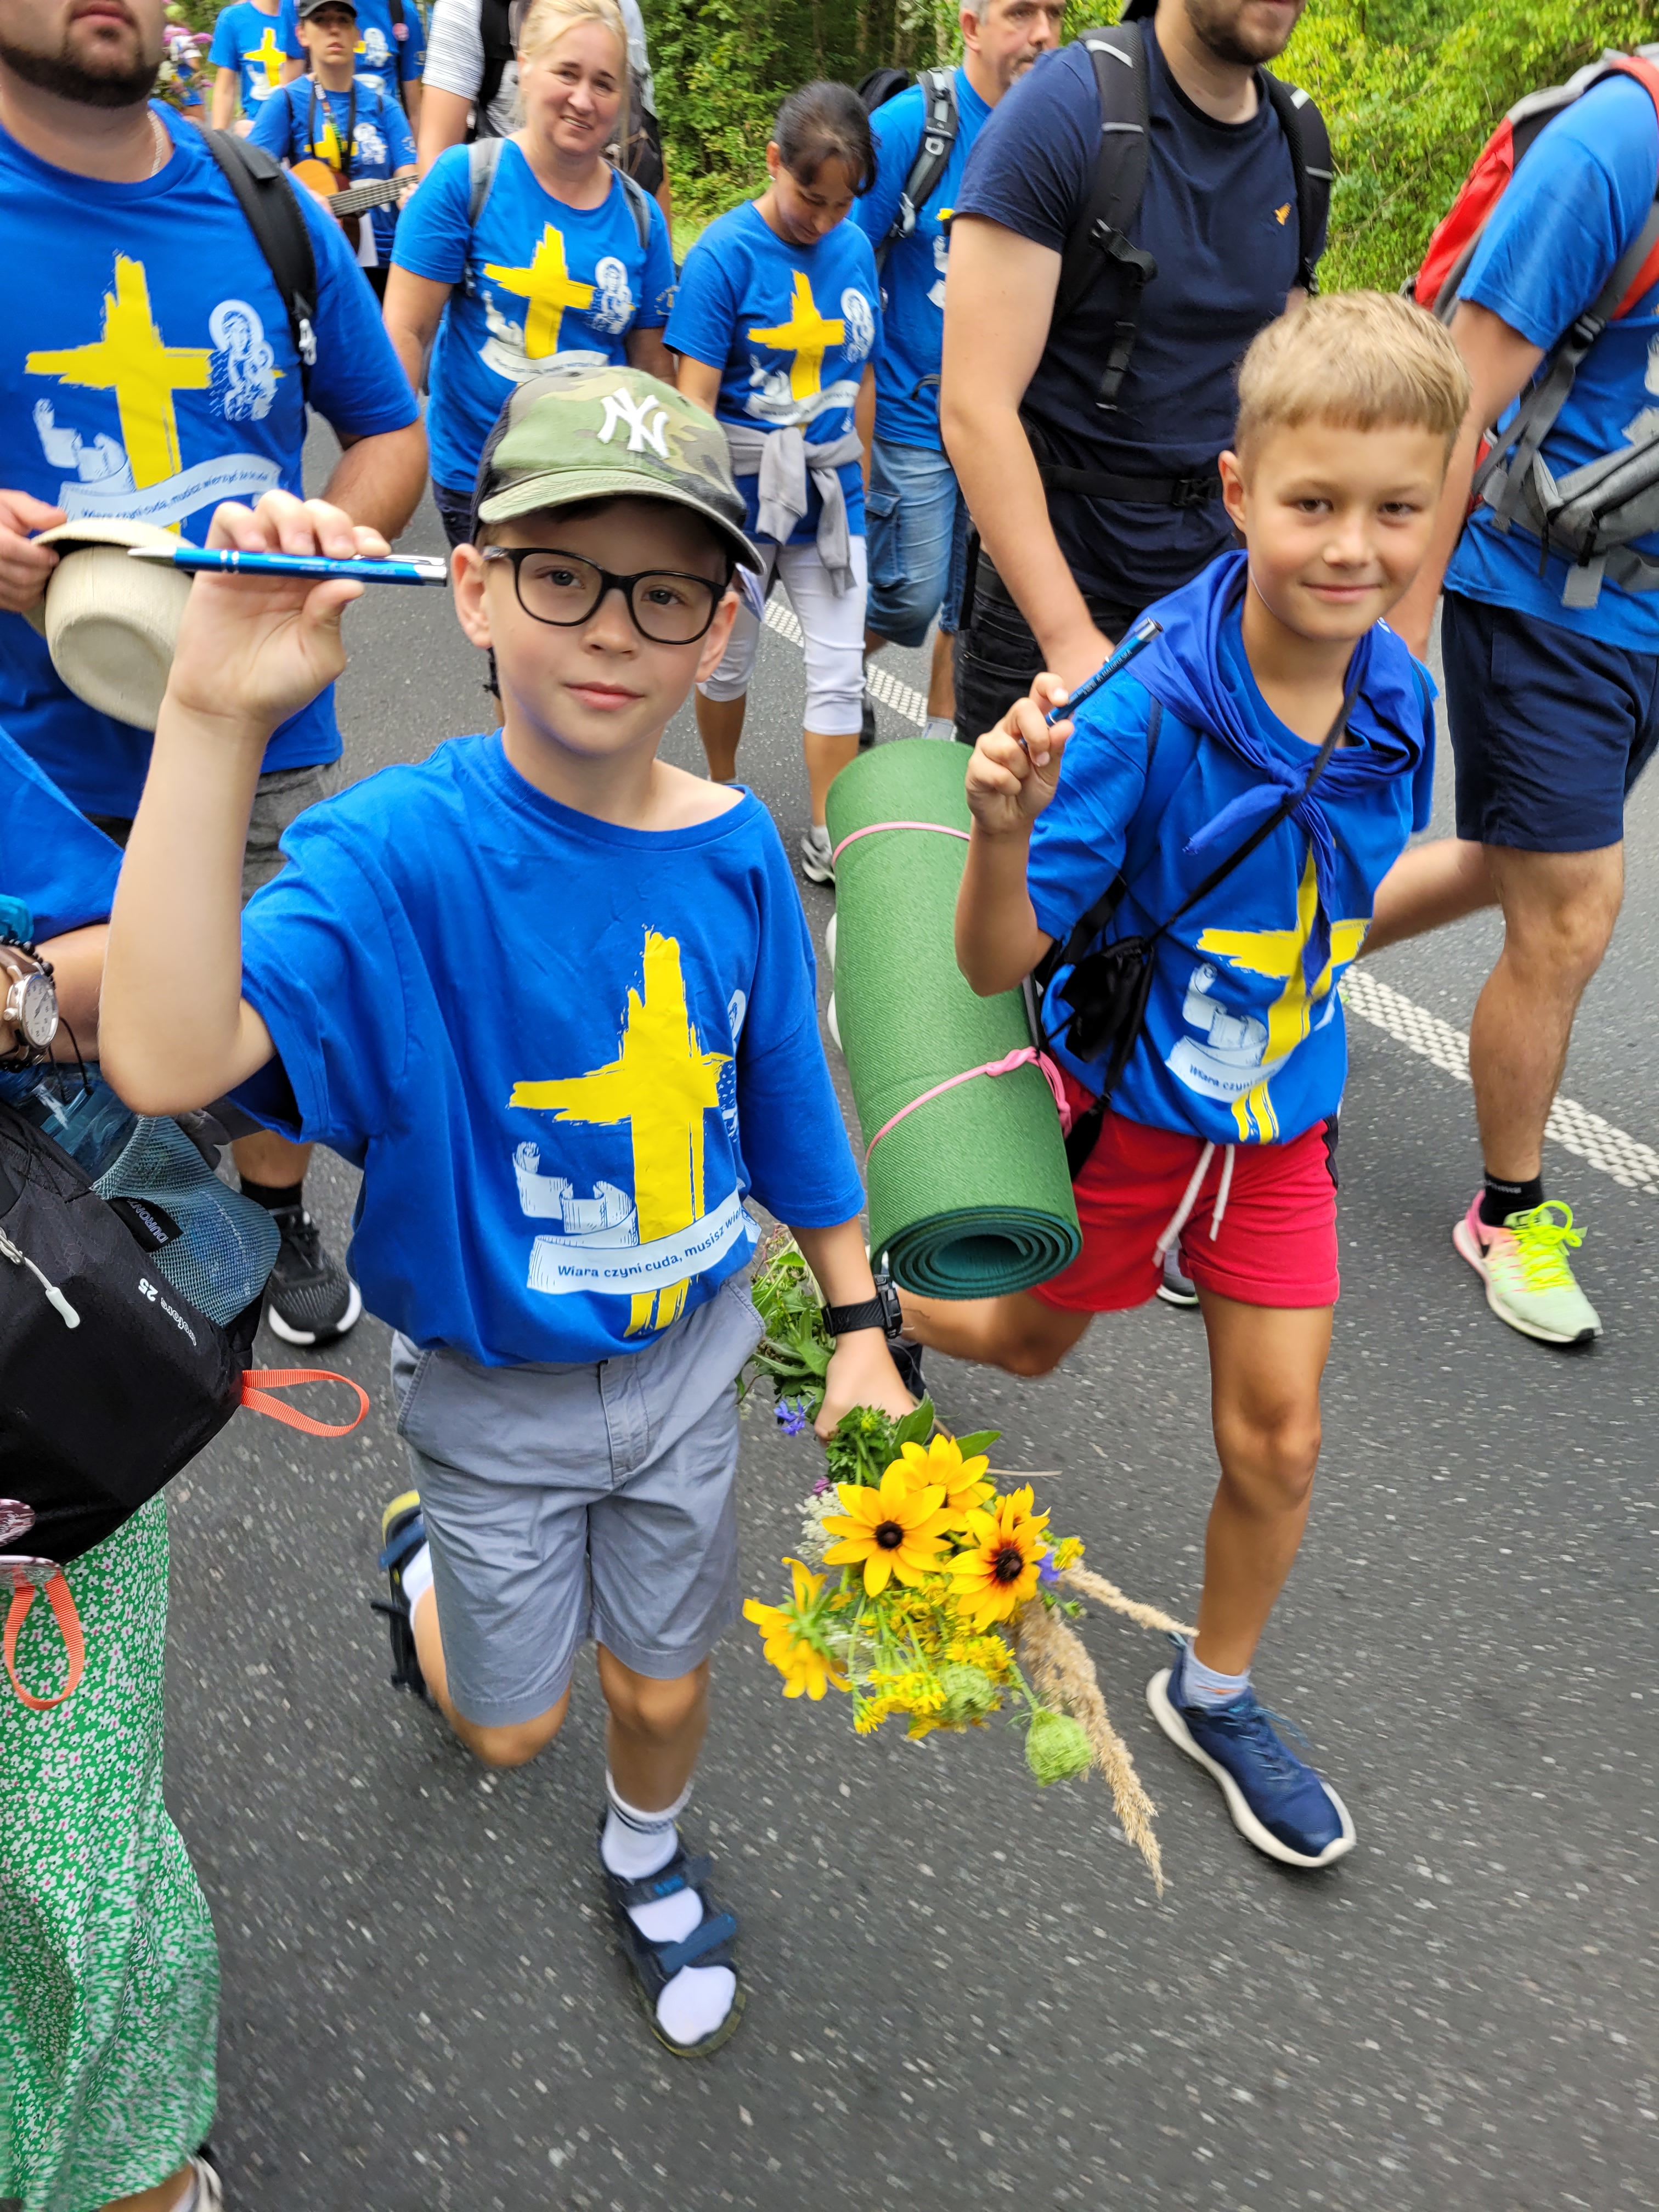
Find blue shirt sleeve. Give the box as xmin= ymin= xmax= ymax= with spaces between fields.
xmin=209 ymin=6 xmax=241 ymax=67
xmin=234 ymin=806 xmax=409 ymax=1150
xmin=245 ymin=79 xmax=294 ymax=157
xmin=1025 ymin=679 xmax=1159 ymax=944
xmin=637 ymin=195 xmax=675 ymax=327
xmin=955 ymin=45 xmax=1095 ymax=256
xmin=390 ymin=143 xmax=471 ymax=280
xmin=396 ymin=4 xmax=426 ymax=82
xmin=0 ymin=730 xmax=122 ymax=940
xmin=296 ymin=185 xmax=420 ymax=432
xmin=663 ymin=226 xmax=740 ymax=371
xmin=853 ymin=90 xmax=921 ymax=256
xmin=383 ymin=86 xmax=417 ymax=167
xmin=733 ymin=827 xmax=866 ymax=1228
xmin=1460 ymin=76 xmax=1659 ymax=347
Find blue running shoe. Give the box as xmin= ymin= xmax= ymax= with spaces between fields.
xmin=1147 ymin=1644 xmax=1356 ymax=1869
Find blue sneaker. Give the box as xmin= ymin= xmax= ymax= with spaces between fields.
xmin=1147 ymin=1645 xmax=1356 ymax=1869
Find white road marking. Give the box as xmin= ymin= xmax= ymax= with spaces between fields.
xmin=764 ymin=610 xmax=1659 ymax=1198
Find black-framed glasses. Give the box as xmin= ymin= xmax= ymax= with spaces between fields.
xmin=480 ymin=546 xmax=727 ymax=645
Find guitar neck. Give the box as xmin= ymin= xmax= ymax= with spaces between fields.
xmin=328 ymin=178 xmax=406 ymax=216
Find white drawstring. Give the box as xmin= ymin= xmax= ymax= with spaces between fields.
xmin=1152 ymin=1141 xmax=1238 ymax=1263
xmin=1154 ymin=1142 xmax=1214 ymax=1261
xmin=1210 ymin=1143 xmax=1236 ymax=1242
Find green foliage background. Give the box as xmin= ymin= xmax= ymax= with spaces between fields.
xmin=641 ymin=0 xmax=1659 ymax=278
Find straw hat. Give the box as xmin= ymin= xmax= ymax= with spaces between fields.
xmin=24 ymin=518 xmax=193 ymax=732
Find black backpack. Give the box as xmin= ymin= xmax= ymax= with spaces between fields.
xmin=465 ymin=129 xmax=653 ymax=249
xmin=857 ymin=65 xmax=960 ymax=273
xmin=202 ymin=131 xmax=319 ymax=406
xmin=1057 ymin=22 xmax=1331 ymax=415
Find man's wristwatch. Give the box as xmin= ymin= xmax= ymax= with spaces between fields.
xmin=823 ymin=1278 xmax=903 ymax=1340
xmin=0 ymin=939 xmax=58 ymax=1067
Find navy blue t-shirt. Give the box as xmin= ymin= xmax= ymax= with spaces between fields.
xmin=955 ymin=31 xmax=1318 ymax=606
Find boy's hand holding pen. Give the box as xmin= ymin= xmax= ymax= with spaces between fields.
xmin=161 ymin=490 xmax=387 ymax=740
xmin=963 ymin=618 xmax=1163 ymax=842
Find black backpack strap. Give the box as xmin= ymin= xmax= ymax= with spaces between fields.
xmin=875 ymin=66 xmax=958 ymax=273
xmin=1262 ymin=74 xmax=1331 ymax=295
xmin=617 ymin=165 xmax=652 ymax=252
xmin=467 ymin=132 xmax=506 ymax=228
xmin=477 ymin=0 xmax=516 ymax=136
xmin=202 ymin=131 xmax=318 ymax=404
xmin=1053 ymin=24 xmax=1154 ymax=412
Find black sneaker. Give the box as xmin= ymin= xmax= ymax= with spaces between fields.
xmin=264 ymin=1203 xmax=363 ymax=1346
xmin=859 ymin=682 xmax=877 ymax=749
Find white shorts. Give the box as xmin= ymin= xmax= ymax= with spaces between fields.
xmin=698 ymin=537 xmax=868 ymax=736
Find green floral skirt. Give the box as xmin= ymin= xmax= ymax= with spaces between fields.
xmin=0 ymin=1498 xmax=218 ymax=2212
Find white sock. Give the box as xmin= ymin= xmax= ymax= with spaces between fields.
xmin=1181 ymin=1644 xmax=1251 ymax=1708
xmin=400 ymin=1541 xmax=433 ymax=1613
xmin=923 ymin=714 xmax=957 ymax=743
xmin=168 ymin=2168 xmax=200 ymax=2212
xmin=601 ymin=1775 xmax=736 ymax=2046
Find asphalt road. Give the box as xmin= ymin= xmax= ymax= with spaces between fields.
xmin=164 ymin=464 xmax=1657 ymax=2212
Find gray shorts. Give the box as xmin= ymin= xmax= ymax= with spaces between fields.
xmin=87 ymin=758 xmax=341 ymax=904
xmin=390 ymin=1279 xmax=765 ymax=1729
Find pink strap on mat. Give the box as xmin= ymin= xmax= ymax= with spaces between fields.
xmin=865 ymin=1046 xmax=1073 ymax=1158
xmin=831 ymin=820 xmax=970 ymax=865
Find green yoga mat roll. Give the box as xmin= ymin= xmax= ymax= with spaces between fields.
xmin=824 ymin=739 xmax=1081 ymax=1299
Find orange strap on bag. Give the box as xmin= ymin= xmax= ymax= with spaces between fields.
xmin=240 ymin=1368 xmax=370 ymax=1437
xmin=4 ymin=1573 xmax=86 ymax=1711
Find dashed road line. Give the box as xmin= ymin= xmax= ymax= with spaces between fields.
xmin=762 ymin=611 xmax=1659 ymax=1198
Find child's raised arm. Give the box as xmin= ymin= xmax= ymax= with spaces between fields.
xmin=101 ymin=490 xmax=385 ymax=1116
xmin=954 ymin=676 xmax=1073 ymax=999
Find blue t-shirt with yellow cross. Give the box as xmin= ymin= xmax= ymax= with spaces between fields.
xmin=208 ymin=0 xmax=290 ymax=117
xmin=0 ymin=103 xmax=417 ymax=817
xmin=248 ymin=75 xmax=416 ymax=261
xmin=851 ymin=66 xmax=991 ymax=448
xmin=277 ymin=0 xmax=424 ymax=99
xmin=666 ymin=200 xmax=882 ymax=545
xmin=392 ymin=140 xmax=676 ymax=494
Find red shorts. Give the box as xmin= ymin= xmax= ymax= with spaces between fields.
xmin=1032 ymin=1075 xmax=1340 ymax=1313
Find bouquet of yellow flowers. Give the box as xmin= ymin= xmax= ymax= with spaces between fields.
xmin=742 ymin=1238 xmax=1192 ymax=1891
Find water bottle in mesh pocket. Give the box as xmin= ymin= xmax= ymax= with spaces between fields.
xmin=93 ymin=1112 xmax=279 ymax=1327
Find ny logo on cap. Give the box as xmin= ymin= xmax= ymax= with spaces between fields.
xmin=597 ymin=387 xmax=670 ymax=459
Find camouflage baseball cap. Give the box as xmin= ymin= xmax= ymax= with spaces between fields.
xmin=472 ymin=364 xmax=761 ymax=572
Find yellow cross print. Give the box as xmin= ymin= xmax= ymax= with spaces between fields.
xmin=484 ymin=225 xmax=594 ymax=358
xmin=26 ymin=256 xmax=211 ymax=490
xmin=314 ymin=112 xmax=347 ymax=169
xmin=1197 ymin=849 xmax=1369 ymax=1142
xmin=509 ymin=933 xmax=730 ymax=1335
xmin=250 ymin=24 xmax=285 ymax=88
xmin=747 ymin=271 xmax=843 ymax=402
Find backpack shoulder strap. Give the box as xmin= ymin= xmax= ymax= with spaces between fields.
xmin=468 ymin=131 xmax=506 ymax=226
xmin=387 ymin=0 xmax=404 ymax=21
xmin=1054 ymin=25 xmax=1155 ymax=411
xmin=1262 ymin=74 xmax=1331 ymax=295
xmin=477 ymin=0 xmax=515 ymax=133
xmin=616 ymin=164 xmax=652 ymax=252
xmin=202 ymin=130 xmax=318 ymax=403
xmin=876 ymin=67 xmax=958 ymax=273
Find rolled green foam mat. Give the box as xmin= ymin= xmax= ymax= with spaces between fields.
xmin=824 ymin=739 xmax=1081 ymax=1299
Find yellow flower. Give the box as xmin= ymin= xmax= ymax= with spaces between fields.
xmin=742 ymin=1559 xmax=848 ymax=1699
xmin=949 ymin=1486 xmax=1050 ymax=1629
xmin=822 ymin=1464 xmax=954 ymax=1595
xmin=890 ymin=1434 xmax=993 ymax=1520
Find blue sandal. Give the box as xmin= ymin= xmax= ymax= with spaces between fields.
xmin=597 ymin=1826 xmax=746 ymax=2059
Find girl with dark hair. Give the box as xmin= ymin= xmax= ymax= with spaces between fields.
xmin=668 ymin=81 xmax=883 ymax=884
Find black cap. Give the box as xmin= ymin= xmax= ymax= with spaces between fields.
xmin=1120 ymin=0 xmax=1157 ymax=18
xmin=296 ymin=0 xmax=358 ymax=19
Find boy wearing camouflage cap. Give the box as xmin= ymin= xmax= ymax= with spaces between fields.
xmin=101 ymin=368 xmax=913 ymax=2059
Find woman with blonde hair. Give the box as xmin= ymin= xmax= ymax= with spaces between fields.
xmin=385 ymin=0 xmax=675 ymax=548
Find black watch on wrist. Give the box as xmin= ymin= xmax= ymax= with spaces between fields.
xmin=824 ymin=1278 xmax=902 ymax=1340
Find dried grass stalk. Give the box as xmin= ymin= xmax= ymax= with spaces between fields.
xmin=1016 ymin=1600 xmax=1165 ymax=1896
xmin=1059 ymin=1565 xmax=1194 ymax=1640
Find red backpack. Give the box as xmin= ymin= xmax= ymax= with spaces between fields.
xmin=1410 ymin=49 xmax=1659 ymax=608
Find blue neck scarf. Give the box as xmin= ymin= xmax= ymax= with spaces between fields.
xmin=1132 ymin=550 xmax=1430 ymax=992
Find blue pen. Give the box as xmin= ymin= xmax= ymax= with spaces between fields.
xmin=126 ymin=546 xmax=450 ymax=587
xmin=1042 ymin=616 xmax=1163 ymax=728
